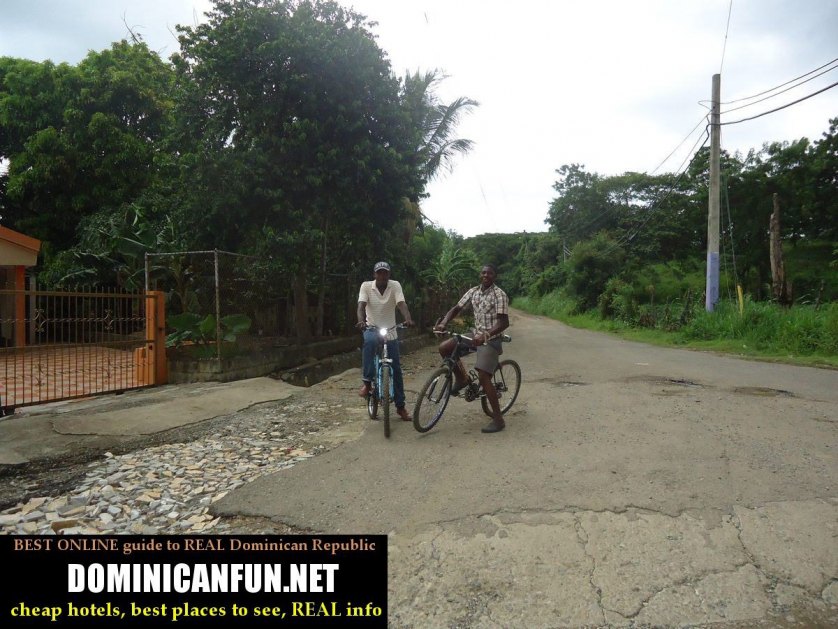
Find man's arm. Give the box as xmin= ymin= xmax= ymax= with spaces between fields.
xmin=434 ymin=304 xmax=463 ymax=330
xmin=474 ymin=313 xmax=509 ymax=345
xmin=397 ymin=301 xmax=414 ymax=326
xmin=356 ymin=301 xmax=367 ymax=330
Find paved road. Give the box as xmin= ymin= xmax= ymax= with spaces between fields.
xmin=214 ymin=310 xmax=838 ymax=627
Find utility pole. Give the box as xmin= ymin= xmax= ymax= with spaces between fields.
xmin=705 ymin=73 xmax=721 ymax=312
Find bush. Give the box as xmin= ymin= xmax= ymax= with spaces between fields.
xmin=531 ymin=264 xmax=567 ymax=298
xmin=680 ymin=300 xmax=837 ymax=356
xmin=565 ymin=234 xmax=625 ymax=310
xmin=598 ymin=278 xmax=637 ymax=321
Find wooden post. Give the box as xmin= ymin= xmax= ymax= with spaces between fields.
xmin=14 ymin=266 xmax=26 ymax=347
xmin=769 ymin=193 xmax=791 ymax=306
xmin=214 ymin=249 xmax=222 ymax=361
xmin=146 ymin=290 xmax=168 ymax=385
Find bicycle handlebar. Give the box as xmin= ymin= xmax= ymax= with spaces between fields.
xmin=433 ymin=329 xmax=511 ymax=343
xmin=364 ymin=323 xmax=408 ymax=332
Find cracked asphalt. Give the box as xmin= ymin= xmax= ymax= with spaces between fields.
xmin=212 ymin=310 xmax=838 ymax=628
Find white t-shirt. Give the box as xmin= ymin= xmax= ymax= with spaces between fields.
xmin=358 ymin=280 xmax=405 ymax=340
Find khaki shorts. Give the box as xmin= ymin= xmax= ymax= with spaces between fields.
xmin=474 ymin=338 xmax=503 ymax=374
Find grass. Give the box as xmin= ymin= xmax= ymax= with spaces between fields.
xmin=513 ymin=293 xmax=838 ymax=369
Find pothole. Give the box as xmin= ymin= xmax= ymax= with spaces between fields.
xmin=527 ymin=378 xmax=589 ymax=387
xmin=732 ymin=386 xmax=795 ymax=398
xmin=627 ymin=376 xmax=703 ymax=388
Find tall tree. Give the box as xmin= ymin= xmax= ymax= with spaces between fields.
xmin=546 ymin=164 xmax=614 ymax=244
xmin=172 ymin=0 xmax=420 ymax=337
xmin=0 ymin=43 xmax=174 ymax=251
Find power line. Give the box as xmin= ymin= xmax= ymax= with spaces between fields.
xmin=719 ymin=0 xmax=734 ymax=75
xmin=722 ymin=62 xmax=838 ymax=114
xmin=603 ymin=129 xmax=711 ymax=256
xmin=561 ymin=114 xmax=710 ymax=244
xmin=720 ymin=80 xmax=838 ymax=126
xmin=721 ymin=172 xmax=739 ymax=287
xmin=650 ymin=113 xmax=710 ymax=175
xmin=721 ymin=56 xmax=838 ymax=105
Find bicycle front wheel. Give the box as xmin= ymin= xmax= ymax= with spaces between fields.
xmin=382 ymin=367 xmax=391 ymax=438
xmin=413 ymin=367 xmax=453 ymax=433
xmin=367 ymin=386 xmax=378 ymax=419
xmin=481 ymin=359 xmax=521 ymax=417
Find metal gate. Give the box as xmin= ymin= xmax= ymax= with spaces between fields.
xmin=0 ymin=289 xmax=166 ymax=412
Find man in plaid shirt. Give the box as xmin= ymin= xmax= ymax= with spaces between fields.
xmin=434 ymin=264 xmax=510 ymax=433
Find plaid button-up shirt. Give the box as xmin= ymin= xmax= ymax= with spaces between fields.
xmin=456 ymin=283 xmax=509 ymax=335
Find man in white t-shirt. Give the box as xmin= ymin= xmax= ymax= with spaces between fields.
xmin=356 ymin=261 xmax=414 ymax=421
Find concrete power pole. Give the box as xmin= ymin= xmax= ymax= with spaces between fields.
xmin=705 ymin=74 xmax=721 ymax=312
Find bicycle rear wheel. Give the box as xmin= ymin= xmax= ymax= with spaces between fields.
xmin=481 ymin=359 xmax=521 ymax=417
xmin=382 ymin=367 xmax=391 ymax=438
xmin=413 ymin=367 xmax=453 ymax=433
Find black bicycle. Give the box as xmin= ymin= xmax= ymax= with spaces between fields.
xmin=365 ymin=323 xmax=406 ymax=438
xmin=412 ymin=330 xmax=521 ymax=433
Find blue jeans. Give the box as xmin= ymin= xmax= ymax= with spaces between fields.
xmin=362 ymin=329 xmax=405 ymax=409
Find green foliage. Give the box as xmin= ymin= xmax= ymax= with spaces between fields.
xmin=462 ymin=232 xmax=528 ymax=295
xmin=514 ymin=291 xmax=577 ymax=319
xmin=3 ymin=0 xmax=834 ymax=351
xmin=679 ymin=300 xmax=837 ymax=357
xmin=166 ymin=312 xmax=252 ymax=348
xmin=38 ymin=202 xmax=187 ymax=289
xmin=597 ymin=277 xmax=637 ymax=321
xmin=517 ymin=290 xmax=837 ymax=362
xmin=422 ymin=238 xmax=480 ymax=318
xmin=540 ymin=120 xmax=837 ymax=303
xmin=400 ymin=69 xmax=478 ymax=187
xmin=784 ymin=240 xmax=838 ymax=304
xmin=1 ymin=42 xmax=175 ymax=250
xmin=531 ymin=263 xmax=568 ymax=298
xmin=171 ymin=0 xmax=419 ymax=254
xmin=565 ymin=233 xmax=626 ymax=310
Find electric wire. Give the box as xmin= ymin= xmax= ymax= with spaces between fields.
xmin=558 ymin=114 xmax=709 ymax=246
xmin=720 ymin=56 xmax=838 ymax=105
xmin=650 ymin=113 xmax=710 ymax=175
xmin=719 ymin=172 xmax=740 ymax=304
xmin=720 ymin=80 xmax=838 ymax=126
xmin=719 ymin=0 xmax=734 ymax=75
xmin=722 ymin=172 xmax=739 ymax=287
xmin=722 ymin=63 xmax=838 ymax=114
xmin=606 ymin=128 xmax=711 ymax=255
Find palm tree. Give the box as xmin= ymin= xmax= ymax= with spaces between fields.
xmin=400 ymin=70 xmax=478 ymax=240
xmin=423 ymin=239 xmax=480 ymax=320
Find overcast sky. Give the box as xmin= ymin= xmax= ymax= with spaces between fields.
xmin=2 ymin=0 xmax=836 ymax=237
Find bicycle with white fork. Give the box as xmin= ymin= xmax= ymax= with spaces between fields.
xmin=365 ymin=323 xmax=406 ymax=438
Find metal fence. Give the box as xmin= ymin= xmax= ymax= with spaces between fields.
xmin=146 ymin=250 xmax=361 ymax=360
xmin=0 ymin=289 xmax=160 ymax=411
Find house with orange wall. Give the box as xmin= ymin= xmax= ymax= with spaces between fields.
xmin=0 ymin=225 xmax=41 ymax=347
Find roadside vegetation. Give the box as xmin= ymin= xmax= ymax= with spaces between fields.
xmin=1 ymin=0 xmax=835 ymax=364
xmin=514 ymin=291 xmax=838 ymax=369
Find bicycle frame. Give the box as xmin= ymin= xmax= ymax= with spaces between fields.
xmin=364 ymin=323 xmax=404 ymax=437
xmin=372 ymin=340 xmax=394 ymax=401
xmin=439 ymin=332 xmax=505 ymax=402
xmin=412 ymin=330 xmax=520 ymax=433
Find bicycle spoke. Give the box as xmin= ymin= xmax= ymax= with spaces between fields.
xmin=413 ymin=368 xmax=452 ymax=432
xmin=481 ymin=360 xmax=521 ymax=417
